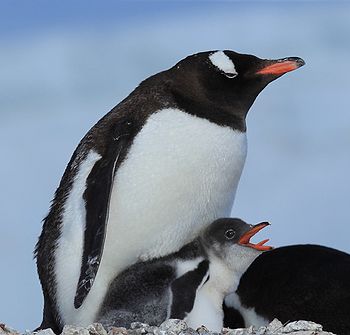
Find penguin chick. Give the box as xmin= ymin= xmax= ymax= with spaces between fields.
xmin=97 ymin=239 xmax=209 ymax=329
xmin=186 ymin=218 xmax=272 ymax=331
xmin=97 ymin=218 xmax=271 ymax=332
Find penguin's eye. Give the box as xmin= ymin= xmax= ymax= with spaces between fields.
xmin=225 ymin=229 xmax=236 ymax=239
xmin=224 ymin=72 xmax=238 ymax=79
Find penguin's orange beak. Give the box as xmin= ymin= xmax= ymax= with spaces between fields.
xmin=239 ymin=222 xmax=273 ymax=251
xmin=256 ymin=57 xmax=305 ymax=76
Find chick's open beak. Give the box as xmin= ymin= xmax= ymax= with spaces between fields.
xmin=238 ymin=222 xmax=273 ymax=251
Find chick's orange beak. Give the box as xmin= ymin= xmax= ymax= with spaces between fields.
xmin=238 ymin=222 xmax=273 ymax=251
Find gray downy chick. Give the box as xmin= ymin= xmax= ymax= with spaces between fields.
xmin=97 ymin=218 xmax=271 ymax=331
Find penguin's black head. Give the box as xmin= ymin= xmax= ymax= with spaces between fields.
xmin=201 ymin=218 xmax=272 ymax=260
xmin=167 ymin=50 xmax=305 ymax=130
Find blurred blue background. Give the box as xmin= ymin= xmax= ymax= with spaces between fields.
xmin=1 ymin=0 xmax=349 ymax=331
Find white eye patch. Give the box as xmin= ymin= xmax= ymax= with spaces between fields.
xmin=209 ymin=51 xmax=238 ymax=78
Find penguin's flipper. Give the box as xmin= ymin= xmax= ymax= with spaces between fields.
xmin=74 ymin=119 xmax=136 ymax=309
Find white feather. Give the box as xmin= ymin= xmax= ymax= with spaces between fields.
xmin=55 ymin=108 xmax=247 ymax=326
xmin=175 ymin=257 xmax=204 ymax=277
xmin=209 ymin=51 xmax=237 ymax=76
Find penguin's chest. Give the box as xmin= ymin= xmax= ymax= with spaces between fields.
xmin=54 ymin=108 xmax=247 ymax=326
xmin=107 ymin=108 xmax=247 ymax=260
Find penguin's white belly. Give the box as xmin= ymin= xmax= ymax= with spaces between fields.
xmin=55 ymin=108 xmax=247 ymax=326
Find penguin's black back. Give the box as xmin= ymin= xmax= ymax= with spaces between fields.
xmin=236 ymin=244 xmax=350 ymax=335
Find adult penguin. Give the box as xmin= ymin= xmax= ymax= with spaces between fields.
xmin=226 ymin=244 xmax=350 ymax=335
xmin=35 ymin=50 xmax=304 ymax=331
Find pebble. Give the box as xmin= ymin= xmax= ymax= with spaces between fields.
xmin=179 ymin=328 xmax=197 ymax=335
xmin=130 ymin=324 xmax=149 ymax=331
xmin=159 ymin=320 xmax=188 ymax=335
xmin=196 ymin=325 xmax=211 ymax=335
xmin=267 ymin=319 xmax=284 ymax=332
xmin=0 ymin=324 xmax=19 ymax=335
xmin=34 ymin=330 xmax=56 ymax=335
xmin=282 ymin=321 xmax=323 ymax=333
xmin=61 ymin=325 xmax=90 ymax=335
xmin=107 ymin=327 xmax=128 ymax=335
xmin=87 ymin=324 xmax=108 ymax=335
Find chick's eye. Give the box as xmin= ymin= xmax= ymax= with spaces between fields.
xmin=225 ymin=229 xmax=235 ymax=239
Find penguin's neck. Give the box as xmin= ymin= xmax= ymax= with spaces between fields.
xmin=208 ymin=256 xmax=237 ymax=296
xmin=216 ymin=246 xmax=263 ymax=293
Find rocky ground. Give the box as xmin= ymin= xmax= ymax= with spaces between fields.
xmin=0 ymin=319 xmax=336 ymax=335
